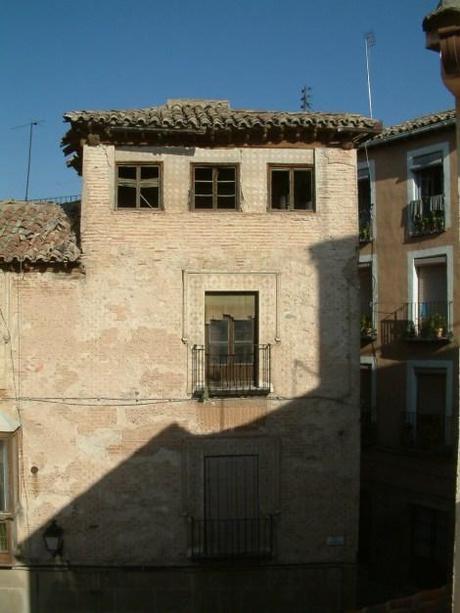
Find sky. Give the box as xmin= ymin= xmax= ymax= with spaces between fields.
xmin=0 ymin=0 xmax=454 ymax=201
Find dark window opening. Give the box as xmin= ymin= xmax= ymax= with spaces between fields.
xmin=116 ymin=164 xmax=161 ymax=209
xmin=193 ymin=166 xmax=237 ymax=210
xmin=270 ymin=167 xmax=314 ymax=211
xmin=358 ymin=167 xmax=372 ymax=242
xmin=411 ymin=505 xmax=451 ymax=588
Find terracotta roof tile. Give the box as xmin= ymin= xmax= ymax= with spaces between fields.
xmin=364 ymin=109 xmax=455 ymax=147
xmin=0 ymin=200 xmax=81 ymax=264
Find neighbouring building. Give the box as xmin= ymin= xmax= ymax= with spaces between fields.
xmin=0 ymin=99 xmax=379 ymax=613
xmin=357 ymin=109 xmax=458 ymax=602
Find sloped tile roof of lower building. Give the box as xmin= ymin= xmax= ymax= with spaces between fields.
xmin=364 ymin=109 xmax=455 ymax=147
xmin=0 ymin=200 xmax=81 ymax=264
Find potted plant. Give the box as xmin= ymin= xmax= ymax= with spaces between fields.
xmin=405 ymin=320 xmax=416 ymax=338
xmin=360 ymin=315 xmax=376 ymax=339
xmin=432 ymin=313 xmax=447 ymax=338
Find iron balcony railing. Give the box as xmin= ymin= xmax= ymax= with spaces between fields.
xmin=192 ymin=344 xmax=271 ymax=397
xmin=408 ymin=195 xmax=445 ymax=237
xmin=189 ymin=517 xmax=275 ymax=560
xmin=30 ymin=194 xmax=81 ymax=204
xmin=401 ymin=412 xmax=453 ymax=453
xmin=404 ymin=301 xmax=452 ymax=341
xmin=359 ymin=209 xmax=373 ymax=243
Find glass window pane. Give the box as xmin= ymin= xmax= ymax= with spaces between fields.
xmin=217 ymin=167 xmax=235 ymax=181
xmin=217 ymin=196 xmax=236 ymax=209
xmin=234 ymin=319 xmax=254 ymax=342
xmin=293 ymin=170 xmax=312 ymax=209
xmin=234 ymin=344 xmax=254 ymax=363
xmin=118 ymin=166 xmax=137 ymax=180
xmin=195 ymin=167 xmax=213 ymax=181
xmin=0 ymin=523 xmax=7 ymax=552
xmin=140 ymin=187 xmax=159 ymax=208
xmin=195 ymin=195 xmax=213 ymax=209
xmin=195 ymin=182 xmax=213 ymax=195
xmin=271 ymin=170 xmax=290 ymax=209
xmin=209 ymin=319 xmax=229 ymax=343
xmin=217 ymin=182 xmax=235 ymax=196
xmin=140 ymin=166 xmax=159 ymax=180
xmin=118 ymin=185 xmax=137 ymax=208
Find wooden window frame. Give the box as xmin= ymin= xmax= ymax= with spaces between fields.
xmin=115 ymin=163 xmax=163 ymax=210
xmin=268 ymin=164 xmax=315 ymax=212
xmin=0 ymin=431 xmax=19 ymax=566
xmin=191 ymin=164 xmax=239 ymax=211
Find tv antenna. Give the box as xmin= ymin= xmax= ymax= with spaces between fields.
xmin=300 ymin=85 xmax=312 ymax=111
xmin=11 ymin=120 xmax=44 ymax=201
xmin=364 ymin=31 xmax=376 ymax=118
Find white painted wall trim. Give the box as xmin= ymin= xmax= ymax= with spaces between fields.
xmin=360 ymin=356 xmax=377 ymax=421
xmin=359 ymin=253 xmax=378 ymax=328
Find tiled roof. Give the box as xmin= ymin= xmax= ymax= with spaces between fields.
xmin=0 ymin=200 xmax=81 ymax=264
xmin=364 ymin=109 xmax=455 ymax=147
xmin=63 ymin=99 xmax=381 ymax=171
xmin=64 ymin=99 xmax=380 ymax=133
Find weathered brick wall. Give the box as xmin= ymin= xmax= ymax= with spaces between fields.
xmin=0 ymin=144 xmax=360 ymax=572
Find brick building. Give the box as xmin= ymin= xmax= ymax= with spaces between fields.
xmin=0 ymin=99 xmax=379 ymax=612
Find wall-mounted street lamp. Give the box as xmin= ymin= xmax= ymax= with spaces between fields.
xmin=43 ymin=520 xmax=64 ymax=558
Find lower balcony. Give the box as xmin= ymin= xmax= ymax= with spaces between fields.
xmin=401 ymin=412 xmax=452 ymax=454
xmin=189 ymin=517 xmax=275 ymax=560
xmin=192 ymin=344 xmax=271 ymax=397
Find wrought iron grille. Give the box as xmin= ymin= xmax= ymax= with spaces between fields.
xmin=189 ymin=517 xmax=274 ymax=560
xmin=404 ymin=301 xmax=452 ymax=340
xmin=408 ymin=195 xmax=445 ymax=237
xmin=401 ymin=412 xmax=452 ymax=453
xmin=192 ymin=344 xmax=271 ymax=396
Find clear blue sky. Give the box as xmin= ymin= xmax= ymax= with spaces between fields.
xmin=0 ymin=0 xmax=453 ymax=200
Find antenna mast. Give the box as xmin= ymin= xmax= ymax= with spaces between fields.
xmin=12 ymin=120 xmax=44 ymax=201
xmin=300 ymin=85 xmax=312 ymax=111
xmin=364 ymin=32 xmax=376 ymax=118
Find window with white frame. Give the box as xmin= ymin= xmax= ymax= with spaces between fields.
xmin=407 ymin=143 xmax=450 ymax=236
xmin=407 ymin=248 xmax=452 ymax=339
xmin=357 ymin=161 xmax=374 ymax=242
xmin=404 ymin=361 xmax=452 ymax=452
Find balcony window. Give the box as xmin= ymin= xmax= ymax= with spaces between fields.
xmin=192 ymin=292 xmax=271 ymax=396
xmin=0 ymin=433 xmax=17 ymax=565
xmin=403 ymin=363 xmax=452 ymax=454
xmin=359 ymin=262 xmax=376 ymax=341
xmin=410 ymin=505 xmax=451 ymax=587
xmin=407 ymin=146 xmax=448 ymax=237
xmin=269 ymin=166 xmax=314 ymax=211
xmin=406 ymin=255 xmax=451 ymax=341
xmin=358 ymin=166 xmax=373 ymax=242
xmin=192 ymin=165 xmax=238 ymax=210
xmin=190 ymin=454 xmax=274 ymax=560
xmin=360 ymin=362 xmax=376 ymax=446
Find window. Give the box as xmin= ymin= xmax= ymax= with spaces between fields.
xmin=411 ymin=505 xmax=451 ymax=587
xmin=0 ymin=433 xmax=18 ymax=565
xmin=190 ymin=453 xmax=273 ymax=559
xmin=269 ymin=166 xmax=314 ymax=211
xmin=192 ymin=165 xmax=238 ymax=209
xmin=116 ymin=164 xmax=162 ymax=209
xmin=404 ymin=361 xmax=453 ymax=452
xmin=359 ymin=257 xmax=377 ymax=341
xmin=358 ymin=165 xmax=373 ymax=242
xmin=407 ymin=249 xmax=451 ymax=340
xmin=407 ymin=144 xmax=450 ymax=236
xmin=191 ymin=292 xmax=271 ymax=396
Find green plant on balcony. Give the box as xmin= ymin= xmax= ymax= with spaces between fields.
xmin=412 ymin=212 xmax=444 ymax=236
xmin=405 ymin=320 xmax=416 ymax=338
xmin=420 ymin=313 xmax=447 ymax=339
xmin=360 ymin=314 xmax=376 ymax=339
xmin=359 ymin=222 xmax=371 ymax=243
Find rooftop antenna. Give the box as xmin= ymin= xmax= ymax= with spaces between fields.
xmin=364 ymin=31 xmax=376 ymax=118
xmin=300 ymin=85 xmax=312 ymax=111
xmin=11 ymin=120 xmax=44 ymax=201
